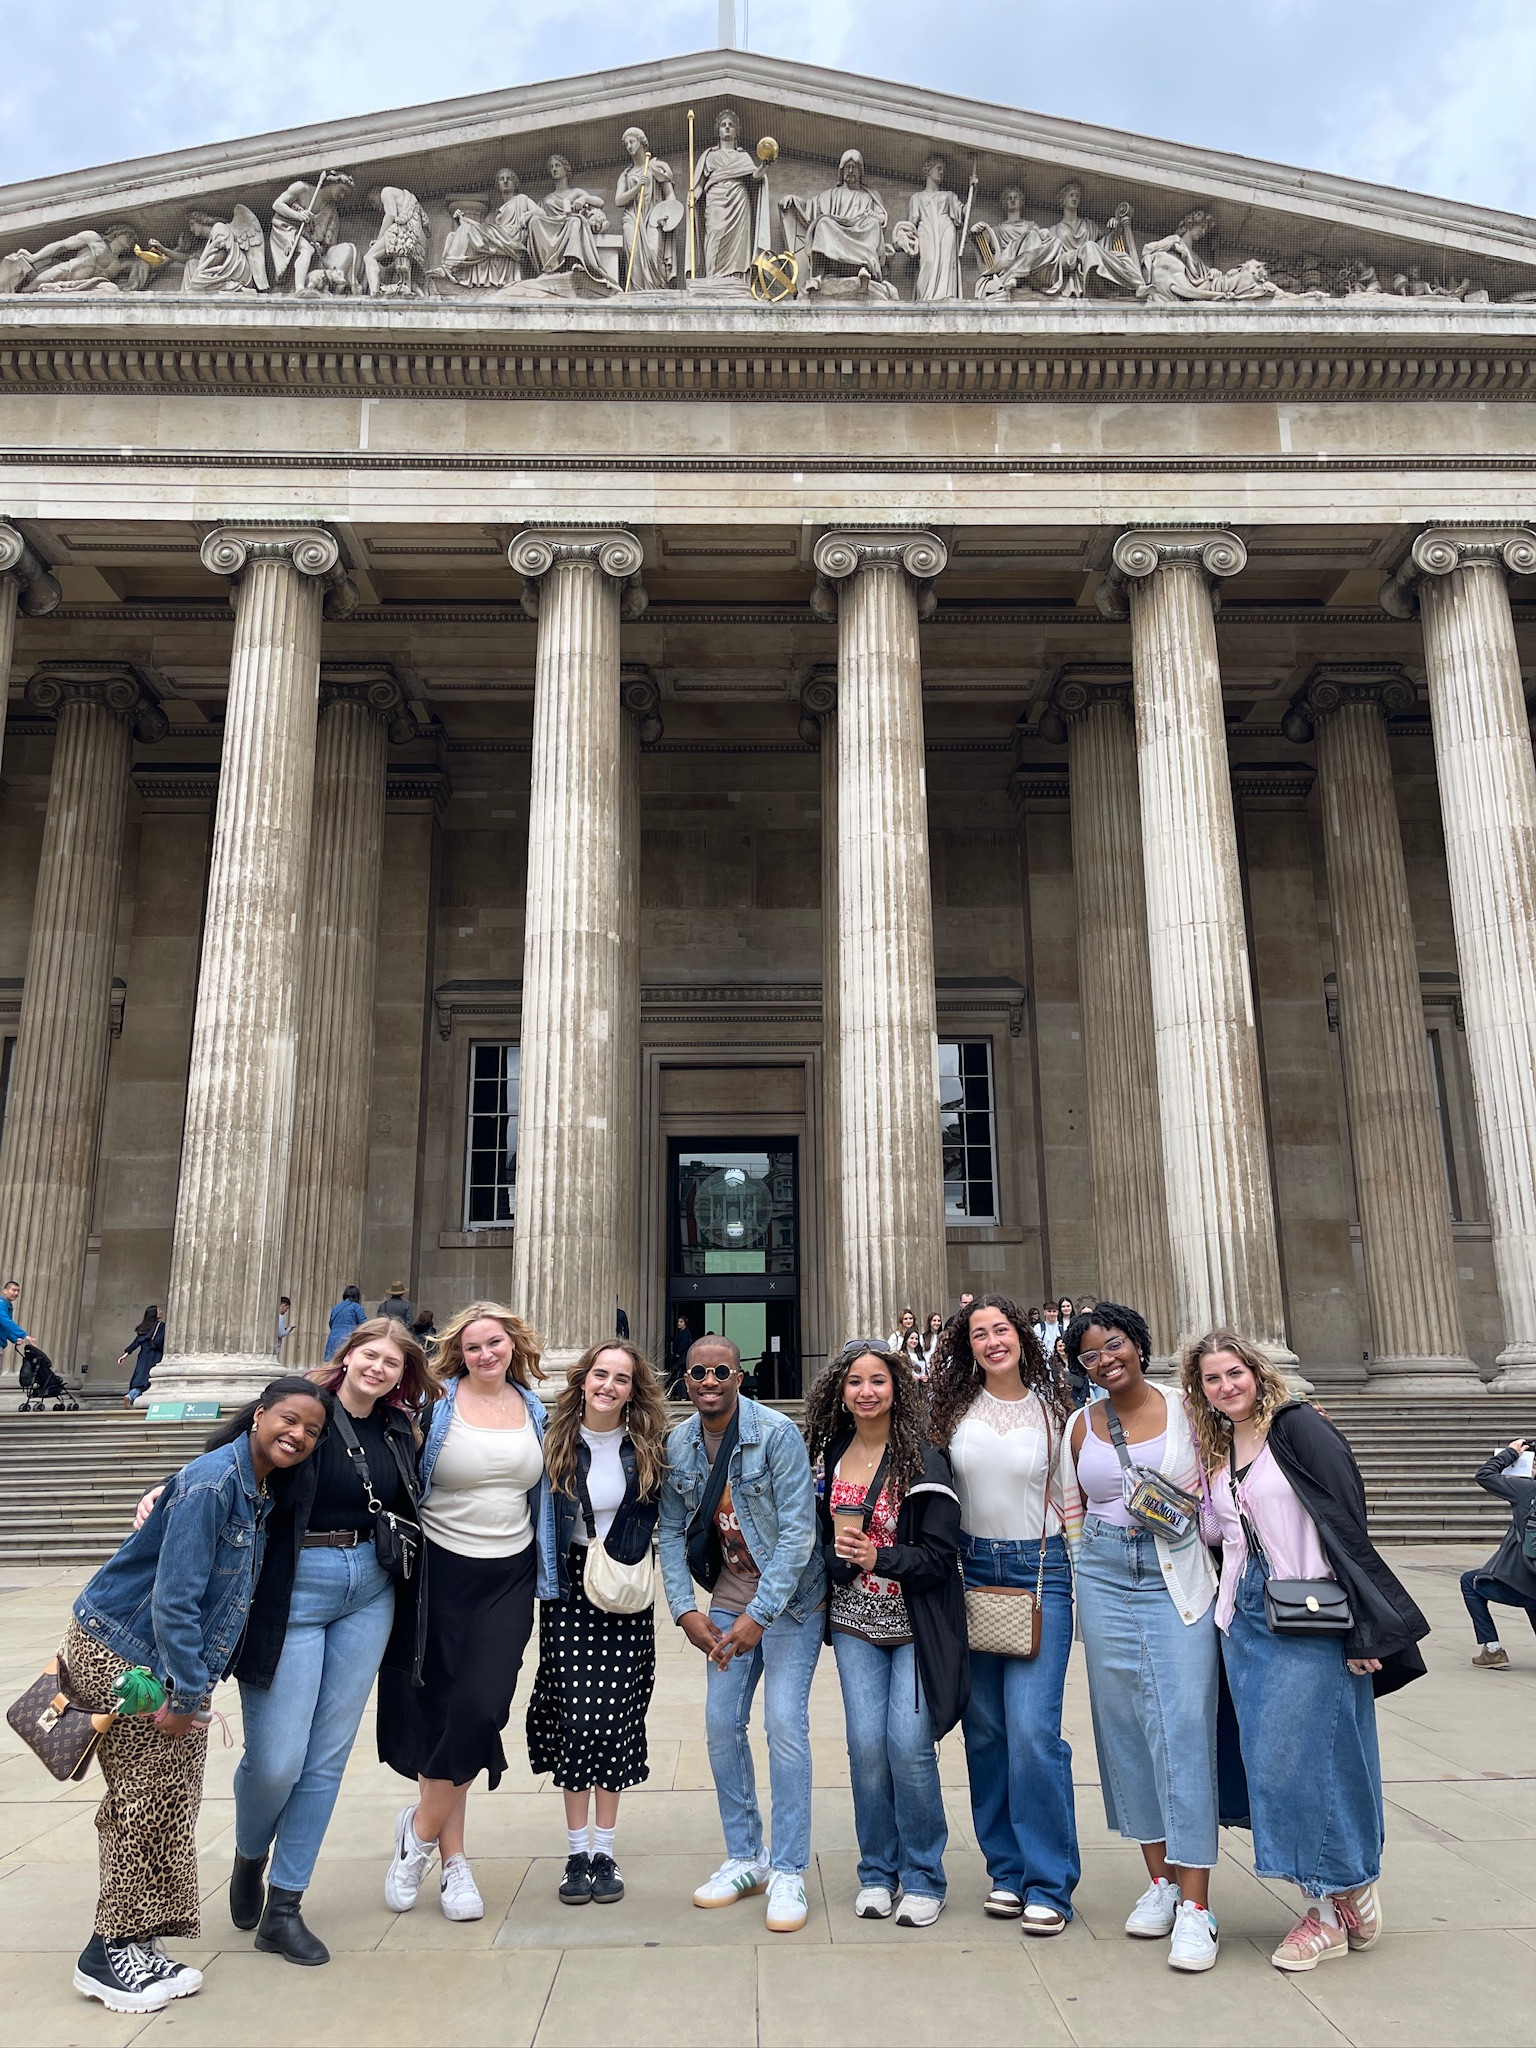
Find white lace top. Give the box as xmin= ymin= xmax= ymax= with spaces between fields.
xmin=948 ymin=1389 xmax=1065 ymax=1542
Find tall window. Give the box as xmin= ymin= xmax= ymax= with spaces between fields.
xmin=940 ymin=1038 xmax=998 ymax=1223
xmin=1426 ymin=1026 xmax=1463 ymax=1222
xmin=465 ymin=1043 xmax=519 ymax=1227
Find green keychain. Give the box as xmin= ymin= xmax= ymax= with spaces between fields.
xmin=111 ymin=1666 xmax=167 ymax=1716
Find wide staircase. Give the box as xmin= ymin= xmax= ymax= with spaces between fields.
xmin=0 ymin=1395 xmax=1528 ymax=1565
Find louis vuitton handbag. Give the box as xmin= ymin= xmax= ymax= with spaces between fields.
xmin=963 ymin=1413 xmax=1052 ymax=1659
xmin=7 ymin=1655 xmax=115 ymax=1781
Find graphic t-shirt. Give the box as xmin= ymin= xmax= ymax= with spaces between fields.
xmin=702 ymin=1421 xmax=761 ymax=1617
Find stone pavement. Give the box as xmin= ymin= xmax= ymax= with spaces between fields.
xmin=3 ymin=1548 xmax=1536 ymax=2046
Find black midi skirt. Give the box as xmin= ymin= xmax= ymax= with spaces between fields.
xmin=377 ymin=1537 xmax=536 ymax=1791
xmin=525 ymin=1547 xmax=655 ymax=1793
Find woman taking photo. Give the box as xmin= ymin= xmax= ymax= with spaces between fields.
xmin=526 ymin=1339 xmax=668 ymax=1907
xmin=806 ymin=1339 xmax=967 ymax=1926
xmin=67 ymin=1378 xmax=330 ymax=2012
xmin=928 ymin=1294 xmax=1078 ymax=1933
xmin=1184 ymin=1329 xmax=1429 ymax=1974
xmin=229 ymin=1318 xmax=436 ymax=1963
xmin=1060 ymin=1304 xmax=1220 ymax=1973
xmin=378 ymin=1302 xmax=556 ymax=1922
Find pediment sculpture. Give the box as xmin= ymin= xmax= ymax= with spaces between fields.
xmin=781 ymin=150 xmax=896 ymax=300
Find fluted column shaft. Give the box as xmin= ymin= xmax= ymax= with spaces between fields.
xmin=508 ymin=530 xmax=645 ymax=1373
xmin=1111 ymin=531 xmax=1293 ymax=1361
xmin=0 ymin=683 xmax=135 ymax=1375
xmin=1059 ymin=681 xmax=1176 ymax=1352
xmin=815 ymin=532 xmax=948 ymax=1339
xmin=1307 ymin=679 xmax=1476 ymax=1389
xmin=281 ymin=689 xmax=391 ymax=1368
xmin=1391 ymin=530 xmax=1536 ymax=1381
xmin=820 ymin=705 xmax=844 ymax=1353
xmin=162 ymin=530 xmax=335 ymax=1396
xmin=0 ymin=571 xmax=16 ymax=788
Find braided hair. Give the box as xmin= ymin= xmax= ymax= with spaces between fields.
xmin=803 ymin=1339 xmax=928 ymax=1501
xmin=927 ymin=1292 xmax=1070 ymax=1445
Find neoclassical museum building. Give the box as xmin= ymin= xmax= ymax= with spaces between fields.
xmin=2 ymin=49 xmax=1536 ymax=1402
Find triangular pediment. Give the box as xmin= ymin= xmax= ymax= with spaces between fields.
xmin=2 ymin=49 xmax=1533 ymax=310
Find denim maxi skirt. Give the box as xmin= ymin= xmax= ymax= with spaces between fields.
xmin=1221 ymin=1555 xmax=1384 ymax=1896
xmin=1075 ymin=1516 xmax=1219 ymax=1869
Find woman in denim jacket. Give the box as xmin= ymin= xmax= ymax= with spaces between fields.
xmin=66 ymin=1376 xmax=331 ymax=2015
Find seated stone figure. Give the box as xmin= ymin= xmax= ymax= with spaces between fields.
xmin=181 ymin=205 xmax=269 ymax=295
xmin=437 ymin=168 xmax=540 ymax=290
xmin=780 ymin=150 xmax=894 ymax=298
xmin=522 ymin=154 xmax=619 ymax=295
xmin=1138 ymin=209 xmax=1283 ymax=302
xmin=0 ymin=224 xmax=146 ymax=294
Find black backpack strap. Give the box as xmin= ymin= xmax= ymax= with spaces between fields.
xmin=685 ymin=1406 xmax=741 ymax=1587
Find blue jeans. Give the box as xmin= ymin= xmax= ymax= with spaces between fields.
xmin=1461 ymin=1570 xmax=1536 ymax=1644
xmin=960 ymin=1534 xmax=1079 ymax=1917
xmin=832 ymin=1631 xmax=947 ymax=1901
xmin=234 ymin=1545 xmax=395 ymax=1891
xmin=705 ymin=1602 xmax=822 ymax=1875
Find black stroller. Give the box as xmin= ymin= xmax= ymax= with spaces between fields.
xmin=17 ymin=1342 xmax=78 ymax=1411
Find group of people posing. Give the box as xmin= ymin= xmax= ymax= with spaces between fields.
xmin=57 ymin=1292 xmax=1428 ymax=2015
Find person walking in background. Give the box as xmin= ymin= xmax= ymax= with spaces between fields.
xmin=1060 ymin=1304 xmax=1221 ymax=1973
xmin=658 ymin=1335 xmax=824 ymax=1935
xmin=1461 ymin=1438 xmax=1536 ymax=1668
xmin=0 ymin=1278 xmax=28 ymax=1365
xmin=527 ymin=1340 xmax=668 ymax=1906
xmin=412 ymin=1308 xmax=438 ymax=1346
xmin=67 ymin=1376 xmax=331 ymax=2012
xmin=668 ymin=1313 xmax=693 ymax=1397
xmin=805 ymin=1339 xmax=968 ymax=1927
xmin=274 ymin=1298 xmax=293 ymax=1359
xmin=928 ymin=1294 xmax=1078 ymax=1934
xmin=1185 ymin=1329 xmax=1428 ymax=1975
xmin=119 ymin=1307 xmax=165 ymax=1407
xmin=325 ymin=1286 xmax=366 ymax=1361
xmin=378 ymin=1303 xmax=554 ymax=1925
xmin=378 ymin=1284 xmax=414 ymax=1326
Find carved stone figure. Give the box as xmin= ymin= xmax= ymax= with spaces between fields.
xmin=617 ymin=129 xmax=683 ymax=291
xmin=365 ymin=186 xmax=430 ymax=298
xmin=694 ymin=107 xmax=771 ymax=281
xmin=1138 ymin=209 xmax=1283 ymax=303
xmin=976 ymin=181 xmax=1140 ymax=301
xmin=437 ymin=168 xmax=538 ymax=290
xmin=0 ymin=224 xmax=146 ymax=294
xmin=892 ymin=156 xmax=964 ymax=300
xmin=269 ymin=172 xmax=355 ymax=292
xmin=524 ymin=154 xmax=618 ymax=294
xmin=181 ymin=205 xmax=269 ymax=295
xmin=780 ymin=150 xmax=894 ymax=298
xmin=1392 ymin=263 xmax=1484 ymax=301
xmin=1339 ymin=259 xmax=1385 ymax=295
xmin=297 ymin=246 xmax=361 ymax=296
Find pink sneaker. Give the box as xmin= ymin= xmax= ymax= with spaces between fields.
xmin=1271 ymin=1907 xmax=1348 ymax=1972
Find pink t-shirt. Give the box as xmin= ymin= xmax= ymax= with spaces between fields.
xmin=1207 ymin=1441 xmax=1334 ymax=1635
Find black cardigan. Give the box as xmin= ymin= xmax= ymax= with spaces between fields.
xmin=815 ymin=1436 xmax=970 ymax=1739
xmin=1264 ymin=1401 xmax=1429 ymax=1697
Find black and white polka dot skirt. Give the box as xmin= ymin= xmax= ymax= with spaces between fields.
xmin=525 ymin=1547 xmax=656 ymax=1793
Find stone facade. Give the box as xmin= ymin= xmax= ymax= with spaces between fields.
xmin=2 ymin=51 xmax=1536 ymax=1397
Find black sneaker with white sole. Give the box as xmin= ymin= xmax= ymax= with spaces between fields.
xmin=73 ymin=1936 xmax=176 ymax=2014
xmin=140 ymin=1937 xmax=204 ymax=1999
xmin=588 ymin=1853 xmax=625 ymax=1904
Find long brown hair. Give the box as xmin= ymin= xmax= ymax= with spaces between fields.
xmin=434 ymin=1300 xmax=546 ymax=1384
xmin=1180 ymin=1327 xmax=1292 ymax=1473
xmin=542 ymin=1339 xmax=669 ymax=1502
xmin=803 ymin=1340 xmax=928 ymax=1503
xmin=928 ymin=1292 xmax=1069 ymax=1445
xmin=310 ymin=1316 xmax=442 ymax=1418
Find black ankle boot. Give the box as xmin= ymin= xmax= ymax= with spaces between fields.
xmin=229 ymin=1851 xmax=268 ymax=1932
xmin=254 ymin=1887 xmax=330 ymax=1966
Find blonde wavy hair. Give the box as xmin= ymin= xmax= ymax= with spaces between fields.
xmin=542 ymin=1339 xmax=670 ymax=1504
xmin=434 ymin=1300 xmax=545 ymax=1385
xmin=1180 ymin=1327 xmax=1292 ymax=1472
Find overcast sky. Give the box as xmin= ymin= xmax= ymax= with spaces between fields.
xmin=2 ymin=0 xmax=1534 ymax=217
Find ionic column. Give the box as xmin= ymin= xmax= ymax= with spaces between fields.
xmin=160 ymin=528 xmax=350 ymax=1402
xmin=0 ymin=668 xmax=165 ymax=1378
xmin=1102 ymin=531 xmax=1294 ymax=1364
xmin=1047 ymin=668 xmax=1176 ymax=1355
xmin=1383 ymin=529 xmax=1536 ymax=1386
xmin=507 ymin=530 xmax=646 ymax=1375
xmin=813 ymin=532 xmax=948 ymax=1339
xmin=281 ymin=675 xmax=406 ymax=1369
xmin=1289 ymin=670 xmax=1478 ymax=1392
xmin=800 ymin=667 xmax=842 ymax=1352
xmin=616 ymin=666 xmax=662 ymax=1340
xmin=0 ymin=523 xmax=62 ymax=784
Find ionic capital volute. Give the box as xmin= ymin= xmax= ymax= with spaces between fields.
xmin=24 ymin=662 xmax=169 ymax=743
xmin=620 ymin=662 xmax=664 ymax=745
xmin=318 ymin=663 xmax=419 ymax=742
xmin=797 ymin=664 xmax=837 ymax=745
xmin=1379 ymin=525 xmax=1536 ymax=619
xmin=1282 ymin=663 xmax=1417 ymax=744
xmin=507 ymin=528 xmax=647 ymax=621
xmin=0 ymin=521 xmax=62 ymax=617
xmin=1036 ymin=662 xmax=1134 ymax=745
xmin=199 ymin=525 xmax=358 ymax=618
xmin=810 ymin=530 xmax=948 ymax=621
xmin=1098 ymin=528 xmax=1247 ymax=617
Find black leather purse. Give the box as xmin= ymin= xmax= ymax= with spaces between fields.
xmin=1229 ymin=1439 xmax=1352 ymax=1637
xmin=333 ymin=1407 xmax=420 ymax=1582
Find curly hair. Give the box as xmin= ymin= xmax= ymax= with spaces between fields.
xmin=1061 ymin=1300 xmax=1153 ymax=1375
xmin=1180 ymin=1327 xmax=1292 ymax=1472
xmin=542 ymin=1338 xmax=670 ymax=1503
xmin=310 ymin=1316 xmax=442 ymax=1417
xmin=803 ymin=1340 xmax=928 ymax=1502
xmin=927 ymin=1292 xmax=1069 ymax=1446
xmin=434 ymin=1300 xmax=545 ymax=1385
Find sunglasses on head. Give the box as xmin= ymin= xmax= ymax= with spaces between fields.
xmin=687 ymin=1362 xmax=738 ymax=1383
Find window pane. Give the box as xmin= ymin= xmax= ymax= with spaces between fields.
xmin=465 ymin=1043 xmax=519 ymax=1228
xmin=937 ymin=1038 xmax=998 ymax=1223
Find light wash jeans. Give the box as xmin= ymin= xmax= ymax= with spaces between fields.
xmin=832 ymin=1631 xmax=947 ymax=1901
xmin=705 ymin=1602 xmax=822 ymax=1875
xmin=234 ymin=1545 xmax=395 ymax=1891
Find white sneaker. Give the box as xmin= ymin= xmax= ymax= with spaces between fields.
xmin=1168 ymin=1899 xmax=1220 ymax=1973
xmin=384 ymin=1805 xmax=436 ymax=1911
xmin=855 ymin=1886 xmax=894 ymax=1919
xmin=693 ymin=1855 xmax=770 ymax=1909
xmin=895 ymin=1894 xmax=945 ymax=1928
xmin=439 ymin=1854 xmax=484 ymax=1922
xmin=765 ymin=1869 xmax=809 ymax=1933
xmin=1125 ymin=1876 xmax=1181 ymax=1938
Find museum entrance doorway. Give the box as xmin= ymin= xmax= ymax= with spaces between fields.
xmin=667 ymin=1138 xmax=802 ymax=1398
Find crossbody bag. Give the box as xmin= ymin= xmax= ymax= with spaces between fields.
xmin=576 ymin=1455 xmax=656 ymax=1615
xmin=332 ymin=1406 xmax=420 ymax=1582
xmin=963 ymin=1411 xmax=1050 ymax=1659
xmin=1228 ymin=1439 xmax=1352 ymax=1637
xmin=1104 ymin=1399 xmax=1202 ymax=1541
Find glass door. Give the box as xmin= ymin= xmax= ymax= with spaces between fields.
xmin=668 ymin=1139 xmax=801 ymax=1397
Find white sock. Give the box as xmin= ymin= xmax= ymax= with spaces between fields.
xmin=1486 ymin=1638 xmax=1504 ymax=1653
xmin=593 ymin=1825 xmax=616 ymax=1859
xmin=567 ymin=1827 xmax=590 ymax=1857
xmin=1314 ymin=1895 xmax=1341 ymax=1927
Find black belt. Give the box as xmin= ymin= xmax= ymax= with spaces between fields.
xmin=303 ymin=1529 xmax=364 ymax=1548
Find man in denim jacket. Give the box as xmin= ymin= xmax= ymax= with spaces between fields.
xmin=659 ymin=1335 xmax=824 ymax=1934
